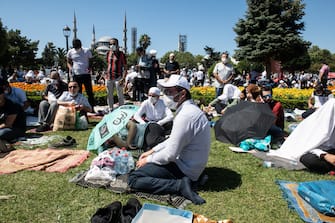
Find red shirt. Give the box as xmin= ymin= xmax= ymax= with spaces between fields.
xmin=106 ymin=50 xmax=126 ymax=80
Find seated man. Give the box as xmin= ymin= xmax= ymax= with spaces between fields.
xmin=36 ymin=81 xmax=93 ymax=132
xmin=105 ymin=120 xmax=167 ymax=152
xmin=0 ymin=87 xmax=26 ymax=147
xmin=207 ymin=83 xmax=241 ymax=114
xmin=128 ymin=75 xmax=211 ymax=205
xmin=57 ymin=81 xmax=93 ymax=114
xmin=261 ymin=85 xmax=285 ymax=144
xmin=0 ymin=79 xmax=34 ymax=115
xmin=133 ymin=87 xmax=174 ymax=134
xmin=36 ymin=71 xmax=68 ymax=132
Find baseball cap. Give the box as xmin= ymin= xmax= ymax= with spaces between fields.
xmin=148 ymin=87 xmax=160 ymax=96
xmin=157 ymin=74 xmax=190 ymax=91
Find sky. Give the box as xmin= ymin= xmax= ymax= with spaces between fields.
xmin=1 ymin=0 xmax=334 ymax=59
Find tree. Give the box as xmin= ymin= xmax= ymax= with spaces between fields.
xmin=160 ymin=51 xmax=200 ymax=69
xmin=55 ymin=47 xmax=67 ymax=70
xmin=3 ymin=29 xmax=39 ymax=69
xmin=234 ymin=0 xmax=310 ymax=78
xmin=203 ymin=46 xmax=221 ymax=73
xmin=139 ymin=34 xmax=151 ymax=51
xmin=90 ymin=50 xmax=106 ymax=72
xmin=0 ymin=19 xmax=8 ymax=60
xmin=308 ymin=45 xmax=334 ymax=73
xmin=41 ymin=42 xmax=56 ymax=67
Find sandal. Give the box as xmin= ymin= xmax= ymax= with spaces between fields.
xmin=50 ymin=136 xmax=77 ymax=148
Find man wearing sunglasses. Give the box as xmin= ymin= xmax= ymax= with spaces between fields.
xmin=57 ymin=81 xmax=92 ymax=113
xmin=36 ymin=81 xmax=92 ymax=132
xmin=261 ymin=85 xmax=285 ymax=146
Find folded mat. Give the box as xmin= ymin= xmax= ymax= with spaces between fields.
xmin=0 ymin=149 xmax=90 ymax=174
xmin=277 ymin=180 xmax=335 ymax=223
xmin=71 ymin=170 xmax=191 ymax=209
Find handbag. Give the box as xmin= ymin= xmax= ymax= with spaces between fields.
xmin=53 ymin=106 xmax=76 ymax=131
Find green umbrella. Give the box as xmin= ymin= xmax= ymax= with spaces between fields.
xmin=87 ymin=104 xmax=139 ymax=152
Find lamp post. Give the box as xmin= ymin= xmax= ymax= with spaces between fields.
xmin=63 ymin=25 xmax=71 ymax=82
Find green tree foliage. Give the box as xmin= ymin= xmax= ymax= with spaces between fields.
xmin=160 ymin=51 xmax=200 ymax=70
xmin=90 ymin=50 xmax=106 ymax=72
xmin=41 ymin=42 xmax=56 ymax=67
xmin=234 ymin=0 xmax=310 ymax=77
xmin=55 ymin=47 xmax=67 ymax=70
xmin=203 ymin=46 xmax=221 ymax=73
xmin=0 ymin=19 xmax=8 ymax=59
xmin=127 ymin=52 xmax=139 ymax=68
xmin=139 ymin=34 xmax=151 ymax=50
xmin=2 ymin=29 xmax=38 ymax=68
xmin=308 ymin=45 xmax=334 ymax=73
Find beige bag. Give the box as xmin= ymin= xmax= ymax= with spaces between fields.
xmin=53 ymin=106 xmax=76 ymax=131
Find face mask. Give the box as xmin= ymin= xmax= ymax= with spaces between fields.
xmin=165 ymin=95 xmax=178 ymax=110
xmin=149 ymin=96 xmax=158 ymax=104
xmin=70 ymin=92 xmax=78 ymax=97
xmin=222 ymin=58 xmax=228 ymax=64
xmin=51 ymin=79 xmax=58 ymax=85
xmin=110 ymin=44 xmax=117 ymax=51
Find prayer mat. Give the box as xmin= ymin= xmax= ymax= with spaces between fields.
xmin=71 ymin=170 xmax=191 ymax=209
xmin=277 ymin=180 xmax=335 ymax=223
xmin=0 ymin=148 xmax=90 ymax=174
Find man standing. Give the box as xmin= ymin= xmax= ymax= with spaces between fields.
xmin=105 ymin=38 xmax=127 ymax=111
xmin=67 ymin=38 xmax=95 ymax=109
xmin=128 ymin=75 xmax=211 ymax=205
xmin=213 ymin=52 xmax=234 ymax=98
xmin=133 ymin=47 xmax=151 ymax=101
xmin=319 ymin=61 xmax=329 ymax=89
xmin=163 ymin=53 xmax=180 ymax=78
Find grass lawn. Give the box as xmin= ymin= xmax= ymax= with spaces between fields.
xmin=0 ymin=118 xmax=333 ymax=223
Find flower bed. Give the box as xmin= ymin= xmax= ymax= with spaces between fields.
xmin=11 ymin=83 xmax=334 ymax=109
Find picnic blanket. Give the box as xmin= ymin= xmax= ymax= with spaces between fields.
xmin=70 ymin=170 xmax=191 ymax=209
xmin=277 ymin=180 xmax=335 ymax=223
xmin=0 ymin=148 xmax=90 ymax=174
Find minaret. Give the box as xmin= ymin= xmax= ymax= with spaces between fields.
xmin=91 ymin=25 xmax=96 ymax=51
xmin=73 ymin=11 xmax=78 ymax=40
xmin=123 ymin=12 xmax=127 ymax=54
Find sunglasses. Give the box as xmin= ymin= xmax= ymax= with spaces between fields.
xmin=68 ymin=86 xmax=78 ymax=89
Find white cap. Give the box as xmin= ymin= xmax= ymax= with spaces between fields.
xmin=148 ymin=87 xmax=160 ymax=96
xmin=149 ymin=49 xmax=157 ymax=56
xmin=157 ymin=74 xmax=190 ymax=91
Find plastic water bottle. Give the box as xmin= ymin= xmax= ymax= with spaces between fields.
xmin=114 ymin=153 xmax=121 ymax=174
xmin=128 ymin=154 xmax=135 ymax=170
xmin=119 ymin=153 xmax=129 ymax=175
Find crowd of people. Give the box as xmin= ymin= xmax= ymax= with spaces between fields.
xmin=0 ymin=38 xmax=334 ymax=205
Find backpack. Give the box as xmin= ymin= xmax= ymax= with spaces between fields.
xmin=297 ymin=180 xmax=335 ymax=216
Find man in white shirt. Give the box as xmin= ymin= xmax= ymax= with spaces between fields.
xmin=213 ymin=52 xmax=234 ymax=98
xmin=133 ymin=87 xmax=174 ymax=134
xmin=67 ymin=38 xmax=95 ymax=109
xmin=128 ymin=75 xmax=211 ymax=205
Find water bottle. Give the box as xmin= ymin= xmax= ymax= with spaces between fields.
xmin=114 ymin=153 xmax=121 ymax=174
xmin=128 ymin=153 xmax=135 ymax=170
xmin=119 ymin=153 xmax=129 ymax=175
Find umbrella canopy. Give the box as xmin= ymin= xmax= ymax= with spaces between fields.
xmin=87 ymin=104 xmax=139 ymax=152
xmin=214 ymin=101 xmax=275 ymax=145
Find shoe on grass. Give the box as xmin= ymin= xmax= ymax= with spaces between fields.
xmin=36 ymin=123 xmax=51 ymax=132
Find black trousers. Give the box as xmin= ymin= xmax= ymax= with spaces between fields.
xmin=73 ymin=74 xmax=95 ymax=107
xmin=300 ymin=149 xmax=335 ymax=174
